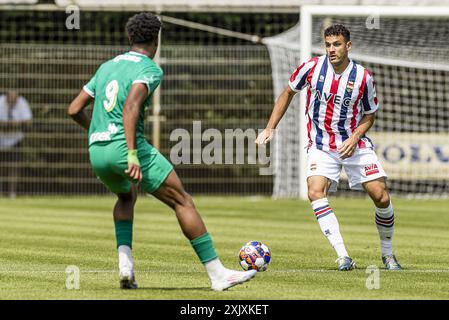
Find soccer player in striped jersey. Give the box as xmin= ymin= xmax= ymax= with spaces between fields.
xmin=68 ymin=12 xmax=257 ymax=290
xmin=256 ymin=24 xmax=401 ymax=271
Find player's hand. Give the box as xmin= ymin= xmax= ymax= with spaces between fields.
xmin=255 ymin=128 xmax=275 ymax=145
xmin=338 ymin=137 xmax=358 ymax=160
xmin=125 ymin=149 xmax=142 ymax=182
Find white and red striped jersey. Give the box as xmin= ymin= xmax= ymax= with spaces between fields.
xmin=288 ymin=55 xmax=379 ymax=152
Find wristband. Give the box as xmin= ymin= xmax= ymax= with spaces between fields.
xmin=127 ymin=149 xmax=140 ymax=166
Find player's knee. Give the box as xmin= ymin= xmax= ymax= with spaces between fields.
xmin=373 ymin=190 xmax=390 ymax=208
xmin=117 ymin=188 xmax=137 ymax=203
xmin=308 ymin=189 xmax=326 ymax=202
xmin=164 ymin=188 xmax=195 ymax=212
xmin=177 ymin=192 xmax=195 ymax=210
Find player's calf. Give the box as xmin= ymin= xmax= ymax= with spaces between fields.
xmin=310 ymin=197 xmax=352 ymax=269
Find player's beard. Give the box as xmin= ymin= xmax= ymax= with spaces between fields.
xmin=330 ymin=52 xmax=348 ymax=68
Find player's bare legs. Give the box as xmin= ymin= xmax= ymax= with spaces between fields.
xmin=363 ymin=178 xmax=401 ymax=270
xmin=307 ymin=175 xmax=331 ymax=202
xmin=152 ymin=170 xmax=257 ymax=291
xmin=362 ymin=177 xmax=390 ymax=208
xmin=114 ymin=185 xmax=137 ymax=221
xmin=308 ymin=176 xmax=355 ymax=271
xmin=151 ymin=170 xmax=206 ymax=240
xmin=114 ymin=184 xmax=138 ymax=289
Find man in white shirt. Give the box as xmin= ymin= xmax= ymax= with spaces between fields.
xmin=0 ymin=90 xmax=33 ymax=198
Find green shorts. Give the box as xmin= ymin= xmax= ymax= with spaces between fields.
xmin=89 ymin=139 xmax=173 ymax=194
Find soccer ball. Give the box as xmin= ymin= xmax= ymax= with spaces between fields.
xmin=238 ymin=241 xmax=271 ymax=272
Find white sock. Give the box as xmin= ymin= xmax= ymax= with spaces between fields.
xmin=118 ymin=245 xmax=134 ymax=273
xmin=204 ymin=258 xmax=228 ymax=282
xmin=375 ymin=201 xmax=395 ymax=257
xmin=311 ymin=198 xmax=349 ymax=258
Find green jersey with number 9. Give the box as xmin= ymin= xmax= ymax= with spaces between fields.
xmin=83 ymin=51 xmax=163 ymax=146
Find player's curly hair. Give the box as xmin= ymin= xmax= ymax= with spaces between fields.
xmin=126 ymin=12 xmax=161 ymax=45
xmin=324 ymin=24 xmax=350 ymax=42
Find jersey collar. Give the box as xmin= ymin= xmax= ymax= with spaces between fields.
xmin=128 ymin=51 xmax=148 ymax=58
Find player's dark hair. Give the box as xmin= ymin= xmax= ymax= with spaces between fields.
xmin=126 ymin=12 xmax=161 ymax=45
xmin=324 ymin=24 xmax=350 ymax=42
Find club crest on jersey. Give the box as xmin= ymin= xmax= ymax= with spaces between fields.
xmin=364 ymin=164 xmax=379 ymax=176
xmin=346 ymin=81 xmax=354 ymax=92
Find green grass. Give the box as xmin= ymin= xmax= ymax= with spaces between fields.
xmin=0 ymin=196 xmax=448 ymax=300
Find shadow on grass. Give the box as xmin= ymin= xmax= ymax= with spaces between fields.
xmin=129 ymin=287 xmax=211 ymax=291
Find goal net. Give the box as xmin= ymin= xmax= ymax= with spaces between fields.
xmin=264 ymin=6 xmax=449 ymax=199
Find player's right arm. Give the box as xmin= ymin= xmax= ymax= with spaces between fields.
xmin=68 ymin=66 xmax=101 ymax=130
xmin=67 ymin=90 xmax=93 ymax=131
xmin=255 ymin=59 xmax=316 ymax=145
xmin=255 ymin=86 xmax=296 ymax=145
xmin=123 ymin=83 xmax=148 ymax=182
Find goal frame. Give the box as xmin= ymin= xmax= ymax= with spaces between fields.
xmin=297 ymin=5 xmax=449 ymax=199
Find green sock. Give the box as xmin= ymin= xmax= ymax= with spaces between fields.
xmin=190 ymin=232 xmax=218 ymax=264
xmin=114 ymin=220 xmax=133 ymax=249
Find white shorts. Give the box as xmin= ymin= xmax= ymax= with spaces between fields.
xmin=306 ymin=147 xmax=387 ymax=192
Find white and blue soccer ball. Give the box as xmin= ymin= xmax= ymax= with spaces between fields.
xmin=238 ymin=241 xmax=271 ymax=272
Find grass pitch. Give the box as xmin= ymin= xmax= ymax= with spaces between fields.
xmin=0 ymin=195 xmax=448 ymax=300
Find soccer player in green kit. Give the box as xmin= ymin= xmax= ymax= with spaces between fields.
xmin=67 ymin=12 xmax=257 ymax=290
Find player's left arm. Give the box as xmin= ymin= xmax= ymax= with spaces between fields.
xmin=123 ymin=83 xmax=148 ymax=182
xmin=67 ymin=90 xmax=93 ymax=131
xmin=338 ymin=113 xmax=376 ymax=159
xmin=338 ymin=72 xmax=378 ymax=159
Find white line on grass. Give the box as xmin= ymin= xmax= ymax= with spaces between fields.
xmin=1 ymin=269 xmax=449 ymax=273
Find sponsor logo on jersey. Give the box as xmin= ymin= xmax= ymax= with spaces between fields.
xmin=90 ymin=131 xmax=111 ymax=144
xmin=319 ymin=75 xmax=325 ymax=82
xmin=365 ymin=164 xmax=379 ymax=176
xmin=314 ymin=91 xmax=352 ymax=107
xmin=90 ymin=123 xmax=119 ymax=144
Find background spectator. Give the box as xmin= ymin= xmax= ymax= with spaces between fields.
xmin=0 ymin=90 xmax=33 ymax=198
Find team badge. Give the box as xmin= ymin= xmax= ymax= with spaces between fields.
xmin=347 ymin=81 xmax=354 ymax=91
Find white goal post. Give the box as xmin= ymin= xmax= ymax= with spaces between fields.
xmin=265 ymin=5 xmax=449 ymax=199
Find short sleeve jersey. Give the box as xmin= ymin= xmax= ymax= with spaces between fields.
xmin=83 ymin=51 xmax=163 ymax=146
xmin=288 ymin=55 xmax=379 ymax=151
